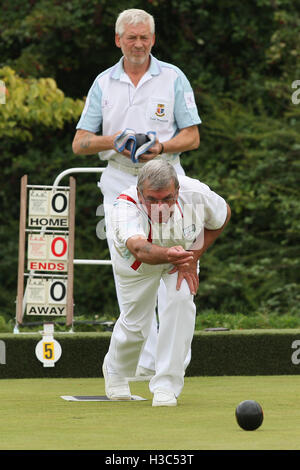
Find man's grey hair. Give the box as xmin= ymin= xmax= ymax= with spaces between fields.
xmin=115 ymin=9 xmax=155 ymax=36
xmin=137 ymin=160 xmax=179 ymax=193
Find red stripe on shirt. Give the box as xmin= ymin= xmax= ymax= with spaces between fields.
xmin=117 ymin=194 xmax=152 ymax=270
xmin=117 ymin=194 xmax=138 ymax=205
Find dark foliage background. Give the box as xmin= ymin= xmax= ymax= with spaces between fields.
xmin=0 ymin=0 xmax=299 ymax=328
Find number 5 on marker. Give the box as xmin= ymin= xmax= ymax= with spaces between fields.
xmin=43 ymin=342 xmax=54 ymax=360
xmin=35 ymin=338 xmax=62 ymax=367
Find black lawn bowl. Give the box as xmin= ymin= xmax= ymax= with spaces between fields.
xmin=235 ymin=400 xmax=264 ymax=431
xmin=135 ymin=133 xmax=150 ymax=148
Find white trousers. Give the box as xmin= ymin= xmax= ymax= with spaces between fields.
xmin=98 ymin=163 xmax=191 ymax=372
xmin=107 ymin=261 xmax=196 ymax=397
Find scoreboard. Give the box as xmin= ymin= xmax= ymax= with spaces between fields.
xmin=16 ymin=176 xmax=76 ymax=326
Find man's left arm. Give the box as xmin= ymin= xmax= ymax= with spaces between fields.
xmin=138 ymin=125 xmax=200 ymax=162
xmin=161 ymin=125 xmax=200 ymax=153
xmin=192 ymin=203 xmax=231 ymax=260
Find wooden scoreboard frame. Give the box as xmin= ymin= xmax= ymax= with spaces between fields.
xmin=16 ymin=176 xmax=76 ymax=327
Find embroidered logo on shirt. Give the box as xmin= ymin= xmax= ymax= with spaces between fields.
xmin=148 ymin=98 xmax=169 ymax=123
xmin=155 ymin=103 xmax=165 ymax=117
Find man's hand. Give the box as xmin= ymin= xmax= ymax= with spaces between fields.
xmin=132 ymin=124 xmax=201 ymax=162
xmin=138 ymin=139 xmax=163 ymax=162
xmin=116 ymin=131 xmax=132 ymax=159
xmin=166 ymin=246 xmax=194 ymax=267
xmin=118 ymin=137 xmax=163 ymax=161
xmin=168 ymin=252 xmax=199 ymax=295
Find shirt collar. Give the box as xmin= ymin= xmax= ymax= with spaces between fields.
xmin=110 ymin=54 xmax=161 ymax=81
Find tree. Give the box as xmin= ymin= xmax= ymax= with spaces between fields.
xmin=0 ymin=0 xmax=299 ymax=326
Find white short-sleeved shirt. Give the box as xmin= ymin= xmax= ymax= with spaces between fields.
xmin=76 ymin=55 xmax=201 ymax=170
xmin=110 ymin=175 xmax=227 ymax=267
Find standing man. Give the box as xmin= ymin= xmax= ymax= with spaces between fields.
xmin=72 ymin=9 xmax=201 ymax=376
xmin=103 ymin=160 xmax=231 ymax=406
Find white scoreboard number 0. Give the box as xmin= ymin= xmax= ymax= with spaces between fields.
xmin=50 ymin=191 xmax=68 ymax=214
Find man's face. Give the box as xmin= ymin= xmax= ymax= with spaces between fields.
xmin=115 ymin=22 xmax=155 ymax=66
xmin=138 ymin=180 xmax=179 ymax=223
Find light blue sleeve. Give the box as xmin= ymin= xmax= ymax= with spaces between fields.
xmin=173 ymin=70 xmax=201 ymax=129
xmin=76 ymin=78 xmax=103 ymax=133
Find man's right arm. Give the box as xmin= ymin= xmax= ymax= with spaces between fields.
xmin=72 ymin=129 xmax=117 ymax=155
xmin=126 ymin=235 xmax=194 ymax=267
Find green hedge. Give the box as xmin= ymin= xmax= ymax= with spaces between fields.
xmin=188 ymin=330 xmax=300 ymax=377
xmin=1 ymin=330 xmax=300 ymax=379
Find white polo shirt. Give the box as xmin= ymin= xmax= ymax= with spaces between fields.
xmin=110 ymin=175 xmax=227 ymax=267
xmin=76 ymin=55 xmax=201 ymax=170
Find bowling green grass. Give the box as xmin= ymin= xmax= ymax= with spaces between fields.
xmin=1 ymin=376 xmax=300 ymax=451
